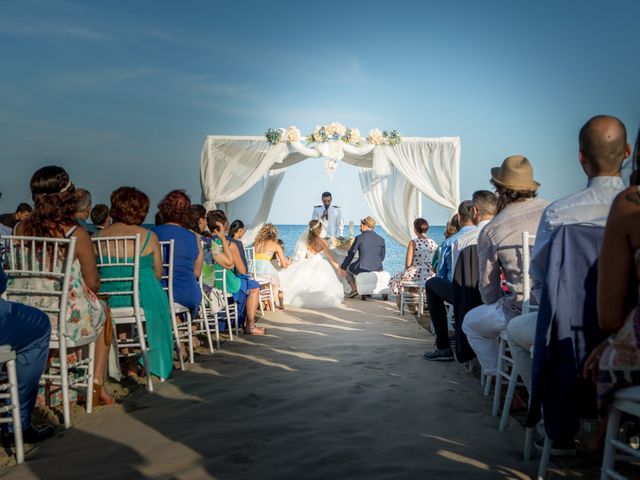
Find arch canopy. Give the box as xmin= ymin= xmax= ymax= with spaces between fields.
xmin=200 ymin=135 xmax=461 ymax=245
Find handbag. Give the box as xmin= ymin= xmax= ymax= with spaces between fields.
xmin=208 ymin=288 xmax=226 ymax=314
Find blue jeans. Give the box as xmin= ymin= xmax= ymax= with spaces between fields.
xmin=0 ymin=300 xmax=51 ymax=430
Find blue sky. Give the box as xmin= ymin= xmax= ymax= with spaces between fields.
xmin=1 ymin=0 xmax=639 ymax=226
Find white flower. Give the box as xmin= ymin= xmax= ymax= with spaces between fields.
xmin=324 ymin=123 xmax=336 ymax=137
xmin=349 ymin=128 xmax=361 ymax=144
xmin=367 ymin=128 xmax=385 ymax=145
xmin=286 ymin=126 xmax=301 ymax=143
xmin=313 ymin=130 xmax=323 ymax=143
xmin=333 ymin=122 xmax=347 ymax=137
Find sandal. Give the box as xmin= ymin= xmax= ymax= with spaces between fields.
xmin=244 ymin=324 xmax=267 ymax=335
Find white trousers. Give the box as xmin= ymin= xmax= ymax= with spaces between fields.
xmin=462 ymin=303 xmax=508 ymax=375
xmin=505 ymin=311 xmax=537 ymax=393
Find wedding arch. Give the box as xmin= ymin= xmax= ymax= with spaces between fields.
xmin=200 ymin=124 xmax=461 ymax=246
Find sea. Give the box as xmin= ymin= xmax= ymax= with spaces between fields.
xmin=275 ymin=225 xmax=445 ymax=274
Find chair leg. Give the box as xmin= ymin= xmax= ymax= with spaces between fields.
xmin=86 ymin=341 xmax=96 ymax=413
xmin=213 ymin=314 xmax=221 ymax=351
xmin=537 ymin=436 xmax=552 ymax=480
xmin=136 ymin=314 xmax=154 ymax=392
xmin=171 ymin=313 xmax=185 ymax=371
xmin=524 ymin=426 xmax=534 ymax=461
xmin=7 ymin=358 xmax=24 ymax=464
xmin=492 ymin=340 xmax=506 ymax=417
xmin=59 ymin=345 xmax=71 ymax=429
xmin=201 ymin=302 xmax=214 ymax=354
xmin=499 ymin=363 xmax=519 ymax=431
xmin=226 ymin=303 xmax=234 ymax=342
xmin=600 ymin=404 xmax=621 ymax=479
xmin=483 ymin=373 xmax=493 ymax=396
xmin=186 ymin=312 xmax=194 ymax=364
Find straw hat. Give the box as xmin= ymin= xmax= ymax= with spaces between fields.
xmin=490 ymin=155 xmax=540 ymax=191
xmin=361 ymin=216 xmax=376 ymax=229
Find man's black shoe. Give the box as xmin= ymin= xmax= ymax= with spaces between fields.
xmin=423 ymin=348 xmax=454 ymax=362
xmin=23 ymin=425 xmax=55 ymax=444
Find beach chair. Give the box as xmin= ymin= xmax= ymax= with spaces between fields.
xmin=494 ymin=233 xmax=535 ymax=432
xmin=246 ymin=246 xmax=275 ymax=314
xmin=600 ymin=386 xmax=640 ymax=479
xmin=213 ymin=267 xmax=239 ymax=340
xmin=93 ymin=234 xmax=154 ymax=390
xmin=398 ymin=279 xmax=424 ymax=316
xmin=3 ymin=235 xmax=96 ymax=429
xmin=0 ymin=345 xmax=24 ymax=463
xmin=159 ymin=240 xmax=189 ymax=370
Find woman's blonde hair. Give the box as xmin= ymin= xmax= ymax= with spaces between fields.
xmin=255 ymin=223 xmax=278 ymax=245
xmin=307 ymin=219 xmax=323 ymax=247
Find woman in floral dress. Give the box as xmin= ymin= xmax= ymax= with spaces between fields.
xmin=10 ymin=166 xmax=113 ymax=405
xmin=389 ymin=218 xmax=438 ymax=306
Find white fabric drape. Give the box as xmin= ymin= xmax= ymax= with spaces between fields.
xmin=224 ymin=169 xmax=285 ymax=245
xmin=200 ymin=134 xmax=461 ymax=246
xmin=359 ymin=168 xmax=419 ymax=247
xmin=383 ymin=137 xmax=460 ymax=212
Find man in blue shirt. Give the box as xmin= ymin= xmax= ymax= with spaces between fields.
xmin=423 ymin=200 xmax=477 ymax=361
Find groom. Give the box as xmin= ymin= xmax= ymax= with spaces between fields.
xmin=339 ymin=216 xmax=386 ymax=298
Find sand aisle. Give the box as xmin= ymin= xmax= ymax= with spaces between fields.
xmin=4 ymin=300 xmax=536 ymax=479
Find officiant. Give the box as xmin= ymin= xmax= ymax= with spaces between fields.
xmin=311 ymin=191 xmax=343 ymax=238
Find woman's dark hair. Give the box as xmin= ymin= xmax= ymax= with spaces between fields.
xmin=157 ymin=190 xmax=191 ymax=227
xmin=188 ymin=204 xmax=207 ymax=234
xmin=631 ymin=128 xmax=640 ymax=186
xmin=444 ymin=215 xmax=460 ymax=239
xmin=228 ymin=219 xmax=245 ymax=238
xmin=154 ymin=211 xmax=164 ymax=226
xmin=21 ymin=165 xmax=76 ymax=237
xmin=90 ymin=204 xmax=110 ymax=226
xmin=206 ymin=209 xmax=228 ymax=234
xmin=413 ymin=218 xmax=429 ymax=235
xmin=110 ymin=187 xmax=149 ymax=226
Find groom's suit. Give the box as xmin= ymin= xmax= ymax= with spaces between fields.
xmin=341 ymin=229 xmax=386 ymax=274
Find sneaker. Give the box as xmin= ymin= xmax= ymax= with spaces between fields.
xmin=347 ymin=291 xmax=359 ymax=299
xmin=423 ymin=348 xmax=454 ymax=362
xmin=534 ymin=438 xmax=577 ymax=457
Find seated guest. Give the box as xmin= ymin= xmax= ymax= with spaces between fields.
xmin=431 ymin=214 xmax=461 ymax=275
xmin=90 ymin=203 xmax=110 ymax=233
xmin=229 ymin=219 xmax=249 ymax=271
xmin=12 ymin=166 xmax=113 ymax=405
xmin=583 ymin=124 xmax=637 ymax=450
xmin=462 ymin=156 xmax=548 ymax=377
xmin=96 ymin=187 xmax=174 ymax=381
xmin=190 ymin=204 xmax=208 ymax=237
xmin=424 ymin=193 xmax=497 ymax=361
xmin=74 ymin=188 xmax=95 ymax=234
xmin=0 ymin=202 xmax=32 ymax=230
xmin=339 ymin=216 xmax=386 ymax=299
xmin=152 ymin=190 xmax=203 ymax=314
xmin=509 ymin=115 xmax=628 ymax=396
xmin=205 ymin=211 xmax=263 ymax=334
xmin=388 ymin=218 xmax=438 ymax=308
xmin=254 ymin=223 xmax=289 ymax=309
xmin=0 ymin=263 xmax=53 ymax=442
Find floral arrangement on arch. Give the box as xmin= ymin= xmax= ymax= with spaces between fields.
xmin=306 ymin=122 xmax=362 ymax=145
xmin=265 ymin=123 xmax=402 ymax=146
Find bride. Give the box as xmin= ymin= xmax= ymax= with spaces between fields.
xmin=280 ymin=220 xmax=344 ymax=308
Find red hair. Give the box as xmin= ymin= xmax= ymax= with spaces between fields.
xmin=158 ymin=190 xmax=191 ymax=227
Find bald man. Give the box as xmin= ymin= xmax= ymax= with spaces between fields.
xmin=507 ymin=114 xmax=630 ymax=398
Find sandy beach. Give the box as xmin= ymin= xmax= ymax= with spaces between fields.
xmin=2 ymin=299 xmax=541 ymax=479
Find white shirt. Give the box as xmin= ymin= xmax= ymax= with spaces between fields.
xmin=451 ymin=219 xmax=492 ymax=272
xmin=312 ymin=205 xmax=343 ymax=237
xmin=530 ymin=175 xmax=625 ymax=300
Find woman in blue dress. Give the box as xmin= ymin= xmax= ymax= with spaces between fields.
xmin=96 ymin=187 xmax=174 ymax=380
xmin=152 ymin=190 xmax=203 ymax=313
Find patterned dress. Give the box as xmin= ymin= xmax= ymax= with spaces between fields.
xmin=597 ymin=249 xmax=640 ymax=414
xmin=389 ymin=237 xmax=438 ymax=294
xmin=8 ymin=256 xmax=106 ymax=343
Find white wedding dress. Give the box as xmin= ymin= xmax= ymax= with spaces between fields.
xmin=280 ymin=228 xmax=344 ymax=309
